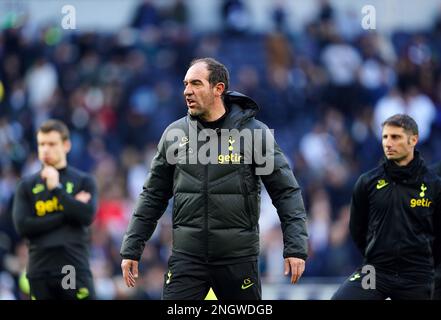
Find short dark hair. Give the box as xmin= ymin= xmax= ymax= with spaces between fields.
xmin=190 ymin=57 xmax=229 ymax=93
xmin=381 ymin=114 xmax=418 ymax=136
xmin=38 ymin=119 xmax=70 ymax=141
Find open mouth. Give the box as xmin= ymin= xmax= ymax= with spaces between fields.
xmin=186 ymin=98 xmax=195 ymax=107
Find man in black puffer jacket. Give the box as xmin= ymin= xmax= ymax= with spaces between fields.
xmin=332 ymin=114 xmax=441 ymax=300
xmin=120 ymin=57 xmax=308 ymax=300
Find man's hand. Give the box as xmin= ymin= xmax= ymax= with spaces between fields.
xmin=40 ymin=166 xmax=60 ymax=190
xmin=284 ymin=257 xmax=305 ymax=284
xmin=75 ymin=191 xmax=91 ymax=203
xmin=121 ymin=259 xmax=139 ymax=288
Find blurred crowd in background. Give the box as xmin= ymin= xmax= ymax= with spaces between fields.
xmin=1 ymin=0 xmax=441 ymax=299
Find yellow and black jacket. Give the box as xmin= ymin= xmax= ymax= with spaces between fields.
xmin=350 ymin=152 xmax=441 ymax=278
xmin=12 ymin=166 xmax=97 ymax=278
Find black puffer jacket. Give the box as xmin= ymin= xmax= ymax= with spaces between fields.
xmin=120 ymin=91 xmax=308 ymax=262
xmin=431 ymin=161 xmax=441 ymax=177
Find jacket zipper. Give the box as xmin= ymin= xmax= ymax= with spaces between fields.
xmin=364 ymin=230 xmax=376 ymax=257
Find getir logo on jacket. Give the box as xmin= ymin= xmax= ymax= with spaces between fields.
xmin=410 ymin=183 xmax=432 ymax=208
xmin=35 ymin=197 xmax=64 ymax=216
xmin=218 ymin=137 xmax=241 ymax=164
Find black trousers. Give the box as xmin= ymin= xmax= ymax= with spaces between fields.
xmin=162 ymin=255 xmax=261 ymax=300
xmin=332 ymin=266 xmax=433 ymax=300
xmin=28 ymin=273 xmax=95 ymax=300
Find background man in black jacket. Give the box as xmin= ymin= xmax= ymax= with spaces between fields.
xmin=120 ymin=57 xmax=308 ymax=300
xmin=13 ymin=120 xmax=97 ymax=300
xmin=332 ymin=114 xmax=441 ymax=300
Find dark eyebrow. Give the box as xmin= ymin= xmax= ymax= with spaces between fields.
xmin=383 ymin=133 xmax=402 ymax=138
xmin=183 ymin=79 xmax=203 ymax=85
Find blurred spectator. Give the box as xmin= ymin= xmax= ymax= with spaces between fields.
xmin=317 ymin=0 xmax=334 ymax=23
xmin=358 ymin=33 xmax=395 ymax=105
xmin=25 ymin=56 xmax=58 ymax=125
xmin=336 ymin=7 xmax=362 ymax=42
xmin=304 ymin=188 xmax=331 ymax=276
xmin=265 ymin=31 xmax=294 ymax=86
xmin=299 ymin=123 xmax=339 ymax=179
xmin=320 ymin=34 xmax=362 ymax=114
xmin=164 ymin=0 xmax=189 ymax=27
xmin=271 ymin=0 xmax=289 ymax=33
xmin=131 ymin=0 xmax=161 ymax=30
xmin=221 ymin=0 xmax=250 ymax=35
xmin=373 ymin=74 xmax=437 ymax=143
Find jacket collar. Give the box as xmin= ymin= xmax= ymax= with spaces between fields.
xmin=187 ymin=91 xmax=259 ymax=132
